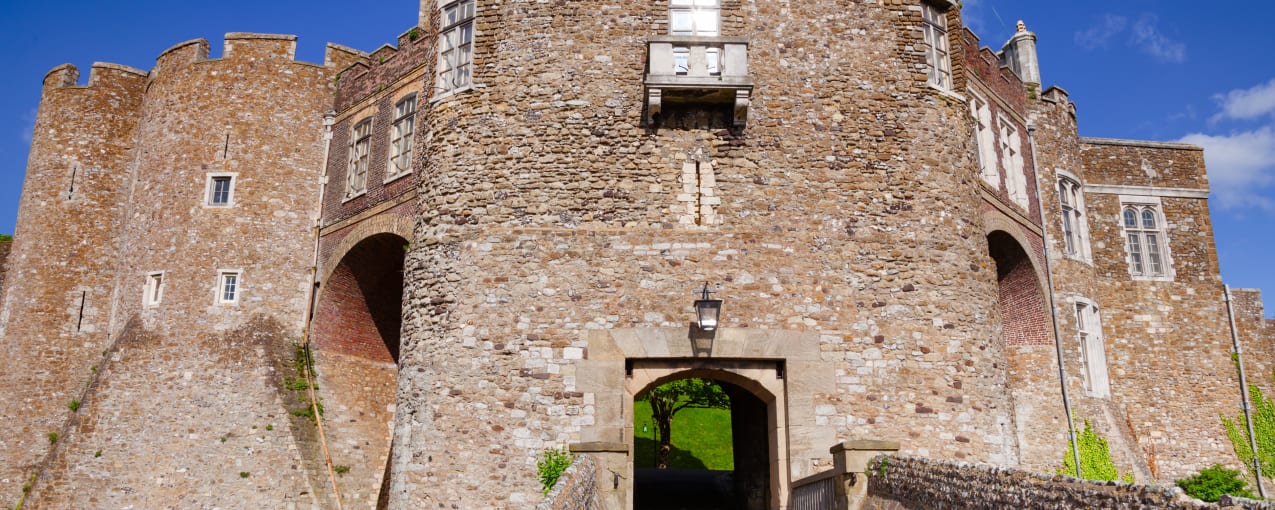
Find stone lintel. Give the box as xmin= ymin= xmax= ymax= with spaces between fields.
xmin=570 ymin=441 xmax=628 ymax=453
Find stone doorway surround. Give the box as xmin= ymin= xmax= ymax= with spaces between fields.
xmin=575 ymin=327 xmax=834 ymax=510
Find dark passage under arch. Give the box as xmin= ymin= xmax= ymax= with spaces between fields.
xmin=634 ymin=376 xmax=771 ymax=510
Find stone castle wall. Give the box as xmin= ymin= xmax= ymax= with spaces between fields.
xmin=861 ymin=455 xmax=1268 ymax=509
xmin=0 ymin=0 xmax=1269 ymax=507
xmin=384 ymin=1 xmax=1025 ymax=506
xmin=0 ymin=62 xmax=147 ymax=502
xmin=1 ymin=33 xmax=353 ymax=508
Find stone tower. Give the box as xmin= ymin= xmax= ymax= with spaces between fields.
xmin=0 ymin=62 xmax=146 ymax=499
xmin=354 ymin=1 xmax=1022 ymax=506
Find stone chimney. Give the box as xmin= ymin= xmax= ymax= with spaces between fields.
xmin=1002 ymin=20 xmax=1041 ymax=87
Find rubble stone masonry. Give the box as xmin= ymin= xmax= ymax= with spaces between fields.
xmin=1 ymin=0 xmax=1271 ymax=508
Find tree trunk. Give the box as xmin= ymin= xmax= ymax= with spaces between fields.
xmin=657 ymin=419 xmax=673 ymax=469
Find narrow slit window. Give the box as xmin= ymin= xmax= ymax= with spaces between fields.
xmin=145 ymin=272 xmax=164 ymax=307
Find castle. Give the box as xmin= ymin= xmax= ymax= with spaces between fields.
xmin=2 ymin=0 xmax=1273 ymax=508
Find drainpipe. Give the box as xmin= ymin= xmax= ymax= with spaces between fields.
xmin=302 ymin=110 xmax=336 ymax=341
xmin=1025 ymin=122 xmax=1083 ymax=479
xmin=1225 ymin=284 xmax=1265 ymax=498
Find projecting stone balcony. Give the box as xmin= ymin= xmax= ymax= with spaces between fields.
xmin=644 ymin=36 xmax=753 ymax=128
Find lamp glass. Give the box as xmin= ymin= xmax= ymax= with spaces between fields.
xmin=695 ymin=298 xmax=722 ymax=331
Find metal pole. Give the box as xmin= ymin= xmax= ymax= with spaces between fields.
xmin=1025 ymin=123 xmax=1083 ymax=479
xmin=1225 ymin=284 xmax=1265 ymax=497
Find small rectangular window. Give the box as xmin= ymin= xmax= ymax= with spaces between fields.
xmin=218 ymin=270 xmax=241 ymax=304
xmin=144 ymin=271 xmax=164 ymax=307
xmin=204 ymin=173 xmax=237 ymax=207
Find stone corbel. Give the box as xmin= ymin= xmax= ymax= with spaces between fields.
xmin=733 ymin=89 xmax=750 ymax=128
xmin=646 ymin=87 xmax=662 ymax=126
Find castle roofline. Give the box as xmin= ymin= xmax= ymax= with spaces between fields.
xmin=224 ymin=32 xmax=296 ymax=41
xmin=91 ymin=62 xmax=148 ymax=77
xmin=157 ymin=38 xmax=209 ymax=62
xmin=1080 ymin=137 xmax=1203 ymax=151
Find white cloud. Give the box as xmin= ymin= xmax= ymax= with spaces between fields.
xmin=1074 ymin=14 xmax=1126 ymax=50
xmin=1211 ymin=78 xmax=1275 ymax=123
xmin=19 ymin=109 xmax=36 ymax=144
xmin=1074 ymin=13 xmax=1185 ymax=63
xmin=1130 ymin=14 xmax=1185 ymax=63
xmin=1179 ymin=126 xmax=1275 ymax=211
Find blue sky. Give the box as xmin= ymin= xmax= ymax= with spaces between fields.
xmin=0 ymin=1 xmax=1271 ymax=316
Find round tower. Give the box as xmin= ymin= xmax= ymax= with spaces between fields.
xmin=386 ymin=0 xmax=1015 ymax=506
xmin=111 ymin=33 xmax=331 ymax=337
xmin=0 ymin=62 xmax=147 ymax=502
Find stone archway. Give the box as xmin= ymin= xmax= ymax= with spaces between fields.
xmin=310 ymin=232 xmax=407 ymax=508
xmin=987 ymin=229 xmax=1051 ymax=470
xmin=627 ymin=361 xmax=788 ymax=510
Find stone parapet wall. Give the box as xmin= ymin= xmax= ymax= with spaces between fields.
xmin=537 ymin=455 xmax=600 ymax=510
xmin=862 ymin=455 xmax=1270 ymax=509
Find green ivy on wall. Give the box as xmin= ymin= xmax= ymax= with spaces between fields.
xmin=1057 ymin=418 xmax=1135 ymax=483
xmin=1222 ymin=382 xmax=1275 ymax=481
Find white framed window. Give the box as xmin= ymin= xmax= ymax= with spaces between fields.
xmin=346 ymin=119 xmax=372 ymax=199
xmin=669 ymin=0 xmax=719 ymax=36
xmin=669 ymin=0 xmax=721 ymax=75
xmin=1057 ymin=174 xmax=1092 ymax=262
xmin=144 ymin=271 xmax=164 ymax=307
xmin=1074 ymin=299 xmax=1110 ymax=398
xmin=204 ymin=173 xmax=237 ymax=207
xmin=921 ymin=2 xmax=953 ymax=90
xmin=217 ymin=270 xmax=242 ymax=305
xmin=969 ymin=92 xmax=997 ymax=185
xmin=387 ymin=95 xmax=417 ymax=182
xmin=998 ymin=117 xmax=1028 ymax=209
xmin=1122 ymin=203 xmax=1168 ymax=278
xmin=437 ymin=0 xmax=476 ymax=96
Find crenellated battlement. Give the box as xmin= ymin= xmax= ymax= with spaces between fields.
xmin=334 ymin=25 xmax=430 ymax=112
xmin=154 ymin=38 xmax=211 ymax=76
xmin=224 ymin=32 xmax=297 ymax=62
xmin=325 ymin=42 xmax=368 ymax=72
xmin=41 ymin=62 xmax=147 ymax=92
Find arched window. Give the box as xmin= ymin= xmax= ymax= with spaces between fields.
xmin=1057 ymin=176 xmax=1090 ymax=260
xmin=1123 ymin=204 xmax=1165 ymax=276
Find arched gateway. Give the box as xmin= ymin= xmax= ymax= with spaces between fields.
xmin=575 ymin=327 xmax=834 ymax=510
xmin=310 ymin=231 xmax=408 ymax=508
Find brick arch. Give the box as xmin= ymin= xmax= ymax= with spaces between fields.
xmin=987 ymin=229 xmax=1051 ymax=347
xmin=318 ymin=215 xmax=414 ymax=286
xmin=982 ymin=213 xmax=1046 ymax=285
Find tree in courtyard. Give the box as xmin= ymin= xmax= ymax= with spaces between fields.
xmin=638 ymin=378 xmax=730 ymax=469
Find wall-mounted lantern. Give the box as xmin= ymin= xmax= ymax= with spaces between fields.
xmin=693 ymin=282 xmax=722 ymax=331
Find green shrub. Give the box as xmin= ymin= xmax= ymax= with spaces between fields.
xmin=333 ymin=465 xmax=350 ymax=476
xmin=1057 ymin=418 xmax=1135 ymax=482
xmin=1176 ymin=464 xmax=1253 ymax=502
xmin=537 ymin=447 xmax=574 ymax=495
xmin=46 ymin=432 xmax=58 ymax=444
xmin=67 ymin=399 xmax=80 ymax=412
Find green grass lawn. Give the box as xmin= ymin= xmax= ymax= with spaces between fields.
xmin=633 ymin=399 xmax=734 ymax=470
